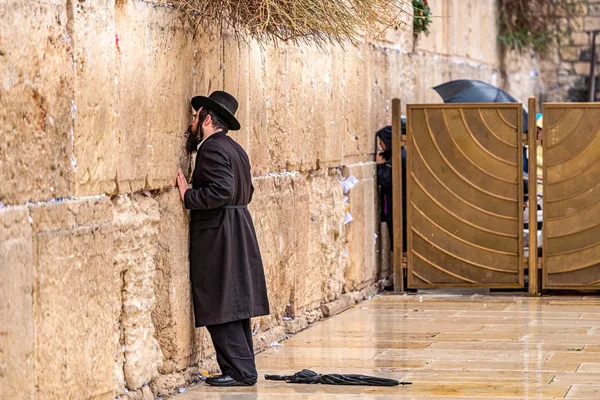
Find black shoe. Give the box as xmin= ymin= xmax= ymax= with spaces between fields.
xmin=205 ymin=375 xmax=254 ymax=387
xmin=384 ymin=284 xmax=394 ymax=291
xmin=205 ymin=373 xmax=225 ymax=382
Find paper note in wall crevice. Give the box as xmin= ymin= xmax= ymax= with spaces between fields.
xmin=344 ymin=212 xmax=353 ymax=225
xmin=341 ymin=175 xmax=358 ymax=194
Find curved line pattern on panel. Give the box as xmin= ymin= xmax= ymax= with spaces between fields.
xmin=413 ymin=250 xmax=478 ymax=284
xmin=547 ymin=187 xmax=600 ymax=220
xmin=547 ymin=195 xmax=600 ymax=237
xmin=441 ymin=109 xmax=518 ymax=183
xmin=546 ymin=162 xmax=600 ymax=202
xmin=546 ymin=108 xmax=585 ymax=149
xmin=411 ymin=229 xmax=515 ymax=274
xmin=496 ymin=108 xmax=518 ymax=130
xmin=548 ymin=232 xmax=600 ymax=257
xmin=422 ymin=109 xmax=517 ymax=202
xmin=412 ymin=271 xmax=433 ymax=285
xmin=411 ymin=172 xmax=518 ymax=238
xmin=545 ymin=107 xmax=569 ymax=131
xmin=547 ymin=250 xmax=600 ymax=274
xmin=408 ymin=105 xmax=522 ymax=289
xmin=547 ymin=132 xmax=600 ymax=184
xmin=423 ymin=109 xmax=518 ymax=198
xmin=479 ymin=109 xmax=518 ymax=148
xmin=412 ymin=206 xmax=518 ymax=271
xmin=544 ymin=105 xmax=600 ymax=289
xmin=548 ymin=217 xmax=600 ymax=256
xmin=546 ymin=111 xmax=600 ymax=166
xmin=412 ymin=203 xmax=517 ymax=255
xmin=412 ymin=138 xmax=517 ymax=221
xmin=460 ymin=109 xmax=518 ymax=166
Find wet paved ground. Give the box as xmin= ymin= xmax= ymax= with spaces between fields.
xmin=174 ymin=292 xmax=600 ymax=399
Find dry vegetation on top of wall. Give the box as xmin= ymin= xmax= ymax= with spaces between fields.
xmin=174 ymin=0 xmax=409 ymax=45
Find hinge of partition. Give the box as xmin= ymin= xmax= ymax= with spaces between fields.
xmin=401 ymin=134 xmax=407 ymax=145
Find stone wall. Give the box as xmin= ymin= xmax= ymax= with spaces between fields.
xmin=0 ymin=0 xmax=539 ymax=398
xmin=539 ymin=1 xmax=594 ymax=102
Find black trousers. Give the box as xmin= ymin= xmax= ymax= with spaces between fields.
xmin=206 ymin=319 xmax=258 ymax=384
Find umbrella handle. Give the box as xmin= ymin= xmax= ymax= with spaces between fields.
xmin=264 ymin=374 xmax=288 ymax=381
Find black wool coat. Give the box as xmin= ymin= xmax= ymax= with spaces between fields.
xmin=184 ymin=131 xmax=270 ymax=327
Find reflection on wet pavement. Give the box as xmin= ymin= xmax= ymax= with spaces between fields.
xmin=175 ymin=293 xmax=600 ymax=399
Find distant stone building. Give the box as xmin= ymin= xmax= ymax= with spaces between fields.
xmin=540 ymin=1 xmax=600 ymax=102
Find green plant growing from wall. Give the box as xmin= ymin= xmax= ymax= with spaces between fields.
xmin=412 ymin=0 xmax=431 ymax=35
xmin=497 ymin=0 xmax=574 ymax=55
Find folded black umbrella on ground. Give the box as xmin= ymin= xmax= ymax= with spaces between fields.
xmin=265 ymin=369 xmax=411 ymax=386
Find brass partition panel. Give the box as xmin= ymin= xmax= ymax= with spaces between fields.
xmin=406 ymin=104 xmax=524 ymax=288
xmin=542 ymin=103 xmax=600 ymax=289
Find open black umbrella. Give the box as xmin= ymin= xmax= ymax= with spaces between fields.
xmin=433 ymin=79 xmax=529 ymax=133
xmin=265 ymin=369 xmax=411 ymax=386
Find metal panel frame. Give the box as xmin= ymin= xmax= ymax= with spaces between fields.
xmin=405 ymin=103 xmax=525 ymax=289
xmin=542 ymin=102 xmax=600 ymax=290
xmin=528 ymin=97 xmax=539 ymax=295
xmin=392 ymin=99 xmax=404 ymax=293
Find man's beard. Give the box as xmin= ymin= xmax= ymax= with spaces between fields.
xmin=185 ymin=124 xmax=201 ymax=153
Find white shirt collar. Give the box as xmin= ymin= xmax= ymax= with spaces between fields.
xmin=196 ymin=135 xmax=210 ymax=151
xmin=196 ymin=130 xmax=224 ymax=152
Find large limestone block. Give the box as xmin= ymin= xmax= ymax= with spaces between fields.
xmin=325 ymin=45 xmax=346 ymax=168
xmin=115 ymin=1 xmax=150 ymax=193
xmin=370 ymin=45 xmax=407 ymax=138
xmin=417 ymin=0 xmax=499 ymax=65
xmin=305 ymin=170 xmax=347 ymax=306
xmin=288 ymin=173 xmax=310 ymax=315
xmin=29 ymin=197 xmax=118 ymax=399
xmin=503 ymin=50 xmax=539 ymax=104
xmin=112 ymin=194 xmax=163 ymax=390
xmin=254 ymin=44 xmax=292 ymax=173
xmin=250 ymin=174 xmax=303 ymax=327
xmin=223 ymin=35 xmax=251 ymax=152
xmin=246 ymin=41 xmax=269 ymax=176
xmin=289 ymin=46 xmax=333 ymax=171
xmin=303 ymin=44 xmax=347 ymax=169
xmin=307 ymin=44 xmax=345 ymax=168
xmin=0 ymin=1 xmax=73 ymax=204
xmin=248 ymin=42 xmax=345 ymax=173
xmin=343 ymin=163 xmax=379 ymax=291
xmin=0 ymin=207 xmax=34 ymax=399
xmin=342 ymin=43 xmax=373 ymax=164
xmin=153 ymin=189 xmax=213 ymax=374
xmin=145 ymin=10 xmax=197 ymax=190
xmin=115 ymin=3 xmax=213 ymax=193
xmin=71 ymin=0 xmax=118 ymax=196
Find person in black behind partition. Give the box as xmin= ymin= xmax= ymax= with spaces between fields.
xmin=176 ymin=91 xmax=269 ymax=387
xmin=375 ymin=120 xmax=407 ymax=291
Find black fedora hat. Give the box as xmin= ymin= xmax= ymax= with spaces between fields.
xmin=191 ymin=91 xmax=241 ymax=131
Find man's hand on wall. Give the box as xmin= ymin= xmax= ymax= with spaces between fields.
xmin=177 ymin=169 xmax=189 ymax=201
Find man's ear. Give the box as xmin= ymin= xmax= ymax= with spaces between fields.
xmin=202 ymin=113 xmax=212 ymax=127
